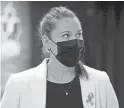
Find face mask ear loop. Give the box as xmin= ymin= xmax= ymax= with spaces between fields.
xmin=45 ymin=36 xmax=56 ymax=57
xmin=48 ymin=36 xmax=61 ymax=52
xmin=48 ymin=36 xmax=57 ymax=46
xmin=49 ymin=48 xmax=56 ymax=57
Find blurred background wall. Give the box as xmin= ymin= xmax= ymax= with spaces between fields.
xmin=1 ymin=1 xmax=124 ymax=108
xmin=1 ymin=1 xmax=32 ymax=98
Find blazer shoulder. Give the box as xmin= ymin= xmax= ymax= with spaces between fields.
xmin=83 ymin=65 xmax=109 ymax=82
xmin=10 ymin=59 xmax=48 ymax=83
xmin=10 ymin=66 xmax=38 ymax=83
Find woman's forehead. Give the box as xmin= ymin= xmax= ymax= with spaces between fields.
xmin=53 ymin=18 xmax=82 ymax=33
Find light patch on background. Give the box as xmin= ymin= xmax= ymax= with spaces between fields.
xmin=1 ymin=1 xmax=32 ymax=99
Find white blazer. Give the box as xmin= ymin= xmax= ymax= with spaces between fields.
xmin=1 ymin=58 xmax=119 ymax=108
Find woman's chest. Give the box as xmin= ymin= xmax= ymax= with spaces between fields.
xmin=46 ymin=78 xmax=84 ymax=108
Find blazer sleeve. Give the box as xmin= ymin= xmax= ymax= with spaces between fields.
xmin=1 ymin=74 xmax=20 ymax=108
xmin=105 ymin=73 xmax=119 ymax=108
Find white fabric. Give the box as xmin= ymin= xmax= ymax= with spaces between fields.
xmin=1 ymin=58 xmax=119 ymax=108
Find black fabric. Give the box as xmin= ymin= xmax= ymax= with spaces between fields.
xmin=49 ymin=39 xmax=84 ymax=67
xmin=46 ymin=76 xmax=84 ymax=108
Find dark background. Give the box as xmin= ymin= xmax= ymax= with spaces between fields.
xmin=30 ymin=1 xmax=124 ymax=107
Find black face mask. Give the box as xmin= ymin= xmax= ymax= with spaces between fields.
xmin=49 ymin=38 xmax=84 ymax=67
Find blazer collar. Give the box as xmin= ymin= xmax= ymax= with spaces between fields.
xmin=31 ymin=58 xmax=96 ymax=108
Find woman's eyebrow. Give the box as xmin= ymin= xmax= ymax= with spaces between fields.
xmin=77 ymin=30 xmax=83 ymax=32
xmin=60 ymin=31 xmax=70 ymax=34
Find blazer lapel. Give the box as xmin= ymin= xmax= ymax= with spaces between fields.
xmin=29 ymin=58 xmax=49 ymax=108
xmin=79 ymin=66 xmax=96 ymax=108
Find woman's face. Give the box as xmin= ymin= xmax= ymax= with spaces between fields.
xmin=43 ymin=17 xmax=83 ymax=56
xmin=51 ymin=17 xmax=83 ymax=42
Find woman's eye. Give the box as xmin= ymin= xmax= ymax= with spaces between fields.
xmin=76 ymin=33 xmax=82 ymax=38
xmin=62 ymin=34 xmax=70 ymax=38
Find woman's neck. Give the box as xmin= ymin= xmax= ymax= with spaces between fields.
xmin=47 ymin=57 xmax=76 ymax=84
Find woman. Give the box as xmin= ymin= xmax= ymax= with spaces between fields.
xmin=1 ymin=6 xmax=119 ymax=108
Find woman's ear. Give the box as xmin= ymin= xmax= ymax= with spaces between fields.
xmin=42 ymin=35 xmax=49 ymax=44
xmin=41 ymin=35 xmax=50 ymax=52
